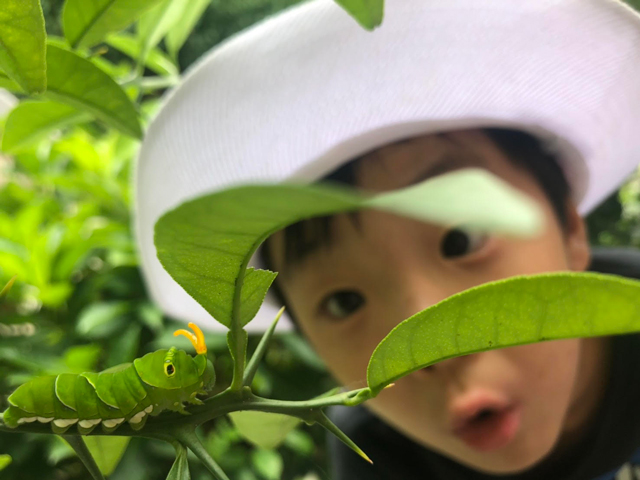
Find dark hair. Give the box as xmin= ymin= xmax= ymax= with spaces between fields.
xmin=260 ymin=127 xmax=571 ymax=324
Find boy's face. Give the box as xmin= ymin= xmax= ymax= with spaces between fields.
xmin=267 ymin=129 xmax=611 ymax=474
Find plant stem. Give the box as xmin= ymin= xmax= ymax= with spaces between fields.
xmin=64 ymin=435 xmax=106 ymax=480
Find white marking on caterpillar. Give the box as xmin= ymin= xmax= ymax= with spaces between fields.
xmin=79 ymin=419 xmax=101 ymax=428
xmin=19 ymin=417 xmax=37 ymax=424
xmin=103 ymin=418 xmax=125 ymax=428
xmin=37 ymin=417 xmax=53 ymax=423
xmin=53 ymin=419 xmax=78 ymax=428
xmin=145 ymin=406 xmax=153 ymax=413
xmin=128 ymin=411 xmax=146 ymax=424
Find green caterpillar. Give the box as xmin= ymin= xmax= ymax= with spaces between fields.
xmin=2 ymin=323 xmax=214 ymax=434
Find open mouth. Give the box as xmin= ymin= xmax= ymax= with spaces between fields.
xmin=452 ymin=404 xmax=521 ymax=452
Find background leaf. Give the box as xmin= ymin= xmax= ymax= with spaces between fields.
xmin=229 ymin=412 xmax=301 ymax=450
xmin=83 ymin=436 xmax=130 ymax=476
xmin=333 ymin=0 xmax=383 ymax=30
xmin=0 ymin=454 xmax=11 ymax=471
xmin=251 ymin=449 xmax=283 ymax=480
xmin=155 ymin=170 xmax=541 ymax=329
xmin=1 ymin=100 xmax=88 ymax=152
xmin=76 ymin=301 xmax=130 ymax=339
xmin=106 ymin=33 xmax=178 ymax=76
xmin=44 ymin=44 xmax=142 ymax=138
xmin=0 ymin=0 xmax=46 ymax=93
xmin=164 ymin=0 xmax=211 ymax=58
xmin=137 ymin=0 xmax=189 ymax=65
xmin=63 ymin=0 xmax=165 ymax=49
xmin=367 ymin=272 xmax=640 ymax=393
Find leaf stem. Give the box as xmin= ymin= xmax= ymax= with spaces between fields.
xmin=63 ymin=435 xmax=106 ymax=480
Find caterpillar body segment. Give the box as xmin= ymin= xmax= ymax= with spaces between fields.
xmin=2 ymin=324 xmax=215 ymax=434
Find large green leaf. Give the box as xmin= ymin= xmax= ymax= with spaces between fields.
xmin=367 ymin=272 xmax=640 ymax=394
xmin=334 ymin=0 xmax=384 ymax=30
xmin=155 ymin=169 xmax=542 ymax=330
xmin=63 ymin=0 xmax=165 ymax=49
xmin=0 ymin=0 xmax=46 ymax=94
xmin=83 ymin=436 xmax=130 ymax=476
xmin=229 ymin=411 xmax=301 ymax=449
xmin=1 ymin=100 xmax=89 ymax=152
xmin=165 ymin=0 xmax=211 ymax=58
xmin=137 ymin=0 xmax=189 ymax=65
xmin=44 ymin=45 xmax=142 ymax=139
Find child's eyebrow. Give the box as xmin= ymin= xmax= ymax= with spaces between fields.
xmin=276 ymin=149 xmax=489 ymax=279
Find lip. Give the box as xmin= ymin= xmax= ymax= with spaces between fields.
xmin=449 ymin=391 xmax=521 ymax=452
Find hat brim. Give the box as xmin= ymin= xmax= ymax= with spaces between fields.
xmin=135 ymin=0 xmax=640 ymax=332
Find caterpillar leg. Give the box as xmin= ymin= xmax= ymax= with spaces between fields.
xmin=172 ymin=402 xmax=190 ymax=415
xmin=128 ymin=405 xmax=153 ymax=431
xmin=188 ymin=392 xmax=205 ymax=406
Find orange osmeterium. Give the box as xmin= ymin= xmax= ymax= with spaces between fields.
xmin=174 ymin=322 xmax=207 ymax=354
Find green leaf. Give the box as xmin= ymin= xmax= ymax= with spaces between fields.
xmin=76 ymin=301 xmax=130 ymax=339
xmin=106 ymin=32 xmax=178 ymax=76
xmin=164 ymin=0 xmax=210 ymax=58
xmin=0 ymin=276 xmax=16 ymax=300
xmin=0 ymin=0 xmax=46 ymax=93
xmin=334 ymin=0 xmax=384 ymax=30
xmin=367 ymin=272 xmax=640 ymax=394
xmin=63 ymin=0 xmax=165 ymax=49
xmin=166 ymin=444 xmax=190 ymax=480
xmin=229 ymin=411 xmax=301 ymax=450
xmin=44 ymin=45 xmax=142 ymax=139
xmin=1 ymin=100 xmax=89 ymax=152
xmin=155 ymin=169 xmax=541 ymax=329
xmin=239 ymin=268 xmax=278 ymax=327
xmin=0 ymin=69 xmax=22 ymax=92
xmin=63 ymin=344 xmax=102 ymax=374
xmin=83 ymin=436 xmax=130 ymax=476
xmin=137 ymin=0 xmax=189 ymax=65
xmin=250 ymin=449 xmax=283 ymax=480
xmin=0 ymin=454 xmax=11 ymax=471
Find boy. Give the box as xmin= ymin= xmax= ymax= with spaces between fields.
xmin=135 ymin=0 xmax=640 ymax=478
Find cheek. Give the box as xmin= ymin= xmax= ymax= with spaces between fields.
xmin=509 ymin=340 xmax=581 ymax=442
xmin=299 ymin=321 xmax=379 ymax=387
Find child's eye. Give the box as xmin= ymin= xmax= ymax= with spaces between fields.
xmin=319 ymin=290 xmax=366 ymax=320
xmin=440 ymin=228 xmax=489 ymax=259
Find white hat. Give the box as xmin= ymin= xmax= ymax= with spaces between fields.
xmin=135 ymin=0 xmax=640 ymax=332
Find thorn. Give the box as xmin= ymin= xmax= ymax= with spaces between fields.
xmin=314 ymin=411 xmax=373 ymax=465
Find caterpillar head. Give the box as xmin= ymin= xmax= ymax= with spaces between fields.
xmin=134 ymin=347 xmax=201 ymax=389
xmin=174 ymin=323 xmax=215 ymax=390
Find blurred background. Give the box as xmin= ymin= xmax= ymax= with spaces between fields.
xmin=0 ymin=0 xmax=639 ymax=479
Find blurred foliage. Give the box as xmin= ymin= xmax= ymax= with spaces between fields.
xmin=0 ymin=0 xmax=638 ymax=479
